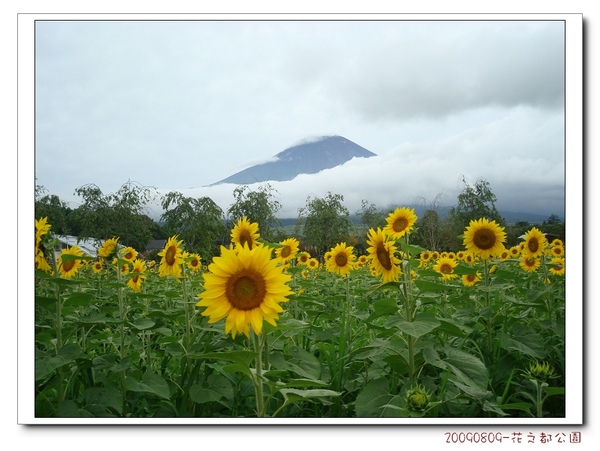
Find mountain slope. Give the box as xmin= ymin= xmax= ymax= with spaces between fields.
xmin=210 ymin=135 xmax=376 ymax=185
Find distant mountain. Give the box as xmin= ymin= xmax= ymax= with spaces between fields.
xmin=210 ymin=135 xmax=376 ymax=186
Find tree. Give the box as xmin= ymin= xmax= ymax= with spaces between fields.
xmin=356 ymin=199 xmax=386 ymax=234
xmin=35 ymin=184 xmax=71 ymax=235
xmin=227 ymin=183 xmax=282 ymax=242
xmin=448 ymin=176 xmax=504 ymax=231
xmin=70 ymin=181 xmax=158 ymax=251
xmin=160 ymin=191 xmax=228 ymax=261
xmin=297 ymin=192 xmax=351 ymax=257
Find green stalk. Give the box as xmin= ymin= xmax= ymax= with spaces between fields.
xmin=483 ymin=259 xmax=493 ymax=354
xmin=252 ymin=331 xmax=265 ymax=417
xmin=116 ymin=260 xmax=127 ymax=416
xmin=400 ymin=260 xmax=416 ymax=385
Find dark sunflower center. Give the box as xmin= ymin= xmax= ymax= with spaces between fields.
xmin=393 ymin=217 xmax=408 ymax=233
xmin=165 ymin=245 xmax=177 ymax=265
xmin=190 ymin=258 xmax=199 ymax=267
xmin=473 ymin=228 xmax=496 ymax=250
xmin=440 ymin=263 xmax=452 ymax=274
xmin=124 ymin=251 xmax=133 ymax=260
xmin=132 ymin=275 xmax=140 ymax=283
xmin=528 ymin=238 xmax=539 ymax=253
xmin=280 ymin=246 xmax=291 ymax=258
xmin=239 ymin=231 xmax=253 ymax=249
xmin=376 ymin=245 xmax=393 ymax=270
xmin=226 ymin=269 xmax=266 ymax=311
xmin=466 ymin=274 xmax=476 ymax=282
xmin=63 ymin=260 xmax=75 ymax=272
xmin=335 ymin=253 xmax=348 ymax=267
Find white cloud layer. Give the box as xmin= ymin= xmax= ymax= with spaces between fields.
xmin=32 ymin=19 xmax=567 ymax=222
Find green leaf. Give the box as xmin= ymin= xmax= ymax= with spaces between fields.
xmin=124 ymin=371 xmax=170 ymax=399
xmin=497 ymin=331 xmax=544 ymax=359
xmin=414 ymin=279 xmax=455 ymax=293
xmin=355 ymin=378 xmax=393 ymax=417
xmin=84 ymin=386 xmax=123 ymax=415
xmin=424 ymin=347 xmax=489 ymax=398
xmin=191 ymin=350 xmax=257 ymax=367
xmin=366 ymin=297 xmax=398 ymax=321
xmin=63 ymin=291 xmax=95 ymax=307
xmin=270 ymin=347 xmax=321 ymax=380
xmin=279 ymin=388 xmax=341 ymax=405
xmin=129 ymin=317 xmax=156 ymax=330
xmin=385 ymin=312 xmax=440 ymax=339
xmin=36 ymin=343 xmax=83 ymax=381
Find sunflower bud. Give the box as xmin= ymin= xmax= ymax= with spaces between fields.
xmin=525 ymin=360 xmax=556 ymax=382
xmin=406 ymin=385 xmax=430 ymax=412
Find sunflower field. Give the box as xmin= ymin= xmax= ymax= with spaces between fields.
xmin=33 ymin=208 xmax=566 ymax=419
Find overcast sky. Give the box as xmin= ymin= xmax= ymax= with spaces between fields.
xmin=34 ymin=19 xmax=566 ymax=219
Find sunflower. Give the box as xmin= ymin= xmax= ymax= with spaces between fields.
xmin=433 ymin=257 xmax=458 ymax=281
xmin=120 ymin=246 xmax=138 ymax=263
xmin=509 ymin=246 xmax=521 ymax=257
xmin=158 ymin=236 xmax=184 ymax=278
xmin=307 ymin=258 xmax=320 ymax=270
xmin=35 ymin=250 xmax=52 ymax=273
xmin=522 ymin=227 xmax=548 ymax=258
xmin=35 ymin=217 xmax=51 ymax=247
xmin=120 ymin=262 xmax=130 ymax=276
xmin=463 ymin=218 xmax=506 ymax=259
xmin=92 ymin=260 xmax=104 ymax=274
xmin=325 ymin=242 xmax=357 ymax=277
xmin=297 ymin=252 xmax=311 ymax=266
xmin=275 ymin=237 xmax=300 ymax=263
xmin=186 ymin=252 xmax=202 ymax=272
xmin=419 ymin=251 xmax=432 ymax=268
xmin=127 ymin=259 xmax=147 ymax=292
xmin=498 ymin=249 xmax=510 ymax=261
xmin=98 ymin=237 xmax=120 ymax=259
xmin=58 ymin=245 xmax=84 ymax=278
xmin=519 ymin=255 xmax=541 ymax=273
xmin=549 ymin=257 xmax=565 ymax=276
xmin=196 ymin=244 xmax=292 ymax=339
xmin=366 ymin=228 xmax=401 ymax=283
xmin=384 ymin=207 xmax=418 ymax=239
xmin=461 ymin=272 xmax=482 ymax=287
xmin=463 ymin=252 xmax=478 ymax=265
xmin=230 ymin=216 xmax=260 ymax=250
xmin=547 ymin=245 xmax=565 ymax=258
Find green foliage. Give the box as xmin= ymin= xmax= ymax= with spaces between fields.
xmin=69 ymin=181 xmax=158 ymax=251
xmin=296 ymin=192 xmax=351 ymax=256
xmin=447 ymin=177 xmax=504 ymax=247
xmin=227 ymin=184 xmax=282 ymax=242
xmin=160 ymin=191 xmax=228 ymax=260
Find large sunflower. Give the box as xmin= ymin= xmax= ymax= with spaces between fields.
xmin=384 ymin=207 xmax=418 ymax=239
xmin=230 ymin=217 xmax=260 ymax=250
xmin=325 ymin=242 xmax=356 ymax=277
xmin=158 ymin=236 xmax=184 ymax=278
xmin=197 ymin=244 xmax=292 ymax=338
xmin=522 ymin=227 xmax=548 ymax=259
xmin=366 ymin=228 xmax=401 ymax=283
xmin=463 ymin=218 xmax=506 ymax=259
xmin=58 ymin=245 xmax=84 ymax=279
xmin=275 ymin=237 xmax=300 ymax=263
xmin=127 ymin=259 xmax=147 ymax=292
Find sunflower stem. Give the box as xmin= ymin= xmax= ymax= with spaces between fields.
xmin=116 ymin=259 xmax=128 ymax=417
xmin=252 ymin=331 xmax=266 ymax=417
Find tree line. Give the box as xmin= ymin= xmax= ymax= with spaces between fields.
xmin=35 ymin=177 xmax=564 ymax=263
